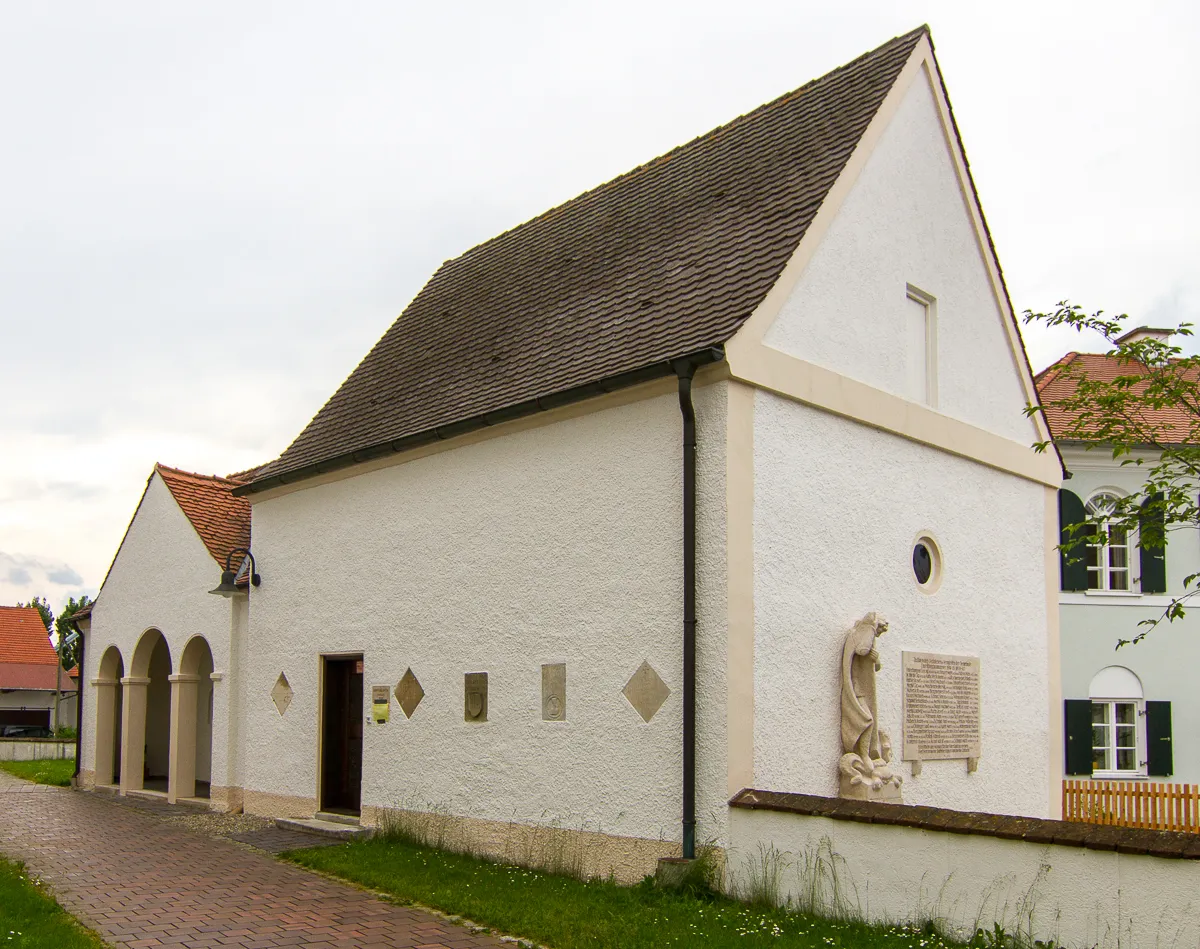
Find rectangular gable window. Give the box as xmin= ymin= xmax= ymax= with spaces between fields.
xmin=905 ymin=285 xmax=938 ymax=407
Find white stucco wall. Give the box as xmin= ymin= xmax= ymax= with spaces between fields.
xmin=80 ymin=474 xmax=234 ymax=788
xmin=763 ymin=67 xmax=1036 ymax=446
xmin=245 ymin=384 xmax=729 ymax=845
xmin=1057 ymin=446 xmax=1200 ymax=783
xmin=729 ymin=807 xmax=1200 ymax=949
xmin=753 ymin=391 xmax=1051 ymax=816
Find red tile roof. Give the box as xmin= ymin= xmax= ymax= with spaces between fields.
xmin=1035 ymin=352 xmax=1199 ymax=444
xmin=0 ymin=607 xmax=74 ymax=691
xmin=0 ymin=662 xmax=73 ymax=691
xmin=155 ymin=465 xmax=252 ymax=568
xmin=0 ymin=607 xmax=56 ymax=663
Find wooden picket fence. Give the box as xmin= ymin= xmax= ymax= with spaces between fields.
xmin=1063 ymin=780 xmax=1200 ymax=833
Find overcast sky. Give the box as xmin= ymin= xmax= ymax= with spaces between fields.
xmin=1 ymin=1 xmax=1197 ymax=614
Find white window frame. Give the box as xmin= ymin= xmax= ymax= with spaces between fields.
xmin=1085 ymin=491 xmax=1135 ymax=593
xmin=904 ymin=284 xmax=938 ymax=408
xmin=1090 ymin=697 xmax=1147 ymax=778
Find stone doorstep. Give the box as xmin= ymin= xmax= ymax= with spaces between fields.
xmin=315 ymin=810 xmax=362 ymax=827
xmin=124 ymin=788 xmax=210 ymax=811
xmin=275 ymin=816 xmax=372 ymax=840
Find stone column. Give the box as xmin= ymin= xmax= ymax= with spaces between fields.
xmin=168 ymin=673 xmax=201 ymax=804
xmin=207 ymin=671 xmax=231 ymax=812
xmin=119 ymin=676 xmax=151 ymax=794
xmin=91 ymin=679 xmax=118 ymax=786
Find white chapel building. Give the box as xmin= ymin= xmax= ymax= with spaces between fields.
xmin=77 ymin=26 xmax=1063 ymax=879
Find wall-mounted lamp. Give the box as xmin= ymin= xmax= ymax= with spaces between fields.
xmin=209 ymin=547 xmax=261 ymax=598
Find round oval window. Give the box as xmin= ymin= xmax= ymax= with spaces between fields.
xmin=913 ymin=543 xmax=933 ymax=585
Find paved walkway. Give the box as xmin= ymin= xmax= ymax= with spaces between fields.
xmin=0 ymin=772 xmax=509 ymax=948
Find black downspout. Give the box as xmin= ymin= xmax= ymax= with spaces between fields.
xmin=676 ymin=362 xmax=697 ymax=860
xmin=73 ymin=634 xmax=85 ymax=782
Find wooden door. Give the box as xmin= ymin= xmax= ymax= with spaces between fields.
xmin=320 ymin=656 xmax=363 ymax=814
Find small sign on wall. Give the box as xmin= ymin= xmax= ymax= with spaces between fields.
xmin=371 ymin=685 xmax=390 ymax=723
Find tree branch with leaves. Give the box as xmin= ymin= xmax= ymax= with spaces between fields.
xmin=1024 ymin=302 xmax=1199 ymax=646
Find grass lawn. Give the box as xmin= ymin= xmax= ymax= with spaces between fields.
xmin=0 ymin=759 xmax=75 ymax=787
xmin=287 ymin=837 xmax=993 ymax=949
xmin=0 ymin=856 xmax=105 ymax=948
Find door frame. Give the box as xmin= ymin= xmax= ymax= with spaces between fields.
xmin=317 ymin=652 xmax=364 ymax=814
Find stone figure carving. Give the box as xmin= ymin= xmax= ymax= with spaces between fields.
xmin=838 ymin=612 xmax=902 ymax=801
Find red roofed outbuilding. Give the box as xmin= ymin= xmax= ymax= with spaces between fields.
xmin=0 ymin=605 xmax=78 ymax=732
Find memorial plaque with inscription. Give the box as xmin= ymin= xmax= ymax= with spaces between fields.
xmin=902 ymin=651 xmax=981 ymax=761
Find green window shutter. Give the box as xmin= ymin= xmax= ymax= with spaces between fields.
xmin=1059 ymin=489 xmax=1088 ymax=592
xmin=1139 ymin=494 xmax=1167 ymax=594
xmin=1146 ymin=700 xmax=1173 ymax=777
xmin=1064 ymin=699 xmax=1093 ymax=776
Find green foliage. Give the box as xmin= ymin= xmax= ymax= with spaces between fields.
xmin=0 ymin=759 xmax=75 ymax=787
xmin=54 ymin=596 xmax=91 ymax=670
xmin=15 ymin=597 xmax=54 ymax=636
xmin=286 ymin=835 xmax=1020 ymax=948
xmin=0 ymin=856 xmax=105 ymax=947
xmin=1025 ymin=302 xmax=1200 ymax=645
xmin=54 ymin=726 xmax=77 ymax=741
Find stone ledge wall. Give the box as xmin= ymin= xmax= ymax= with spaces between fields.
xmin=730 ymin=787 xmax=1200 ymax=859
xmin=728 ymin=788 xmax=1200 ymax=949
xmin=0 ymin=739 xmax=76 ymax=762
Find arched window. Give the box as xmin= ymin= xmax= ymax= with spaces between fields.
xmin=1086 ymin=492 xmax=1131 ymax=591
xmin=1089 ymin=666 xmax=1143 ymax=776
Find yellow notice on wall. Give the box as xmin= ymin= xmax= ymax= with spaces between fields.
xmin=371 ymin=685 xmax=390 ymax=723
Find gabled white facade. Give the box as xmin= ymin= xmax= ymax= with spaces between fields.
xmin=78 ymin=471 xmax=243 ymax=808
xmin=722 ymin=35 xmax=1061 ymax=818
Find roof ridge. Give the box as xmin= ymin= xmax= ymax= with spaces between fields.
xmin=449 ymin=26 xmax=929 ymax=266
xmin=155 ymin=463 xmax=241 ymax=487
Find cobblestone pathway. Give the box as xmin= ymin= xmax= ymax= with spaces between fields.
xmin=0 ymin=772 xmax=509 ymax=948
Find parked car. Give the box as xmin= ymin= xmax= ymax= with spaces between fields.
xmin=0 ymin=725 xmax=55 ymax=738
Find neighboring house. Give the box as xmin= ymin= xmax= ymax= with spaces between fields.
xmin=1039 ymin=329 xmax=1197 ymax=785
xmin=0 ymin=605 xmax=78 ymax=731
xmin=80 ymin=26 xmax=1063 ymax=878
xmin=74 ymin=464 xmax=251 ymax=807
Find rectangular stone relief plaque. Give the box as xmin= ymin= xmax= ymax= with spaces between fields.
xmin=541 ymin=663 xmax=566 ymax=721
xmin=464 ymin=672 xmax=488 ymax=722
xmin=902 ymin=651 xmax=981 ymax=761
xmin=371 ymin=685 xmax=390 ymax=723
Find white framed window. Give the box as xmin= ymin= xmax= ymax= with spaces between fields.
xmin=1085 ymin=492 xmax=1132 ymax=592
xmin=1089 ymin=666 xmax=1145 ymax=778
xmin=904 ymin=284 xmax=938 ymax=407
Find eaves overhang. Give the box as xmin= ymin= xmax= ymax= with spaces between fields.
xmin=234 ymin=346 xmax=726 ymax=497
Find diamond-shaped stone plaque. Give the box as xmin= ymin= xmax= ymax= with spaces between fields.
xmin=395 ymin=668 xmax=425 ymax=719
xmin=271 ymin=673 xmax=293 ymax=716
xmin=623 ymin=660 xmax=670 ymax=723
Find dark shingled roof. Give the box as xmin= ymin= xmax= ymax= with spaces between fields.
xmin=247 ymin=27 xmax=927 ymax=490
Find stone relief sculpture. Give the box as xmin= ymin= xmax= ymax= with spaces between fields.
xmin=839 ymin=612 xmax=902 ymax=802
